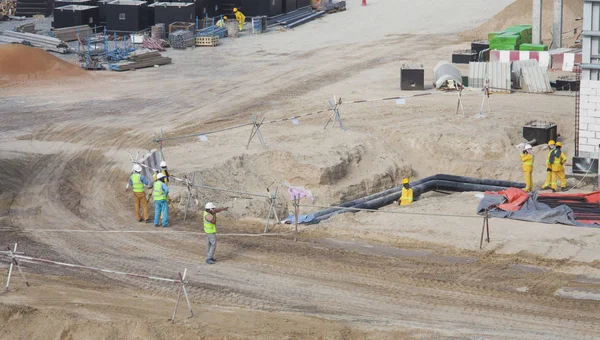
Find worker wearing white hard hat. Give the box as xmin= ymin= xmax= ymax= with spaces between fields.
xmin=153 ymin=173 xmax=170 ymax=227
xmin=129 ymin=164 xmax=150 ymax=223
xmin=204 ymin=202 xmax=228 ymax=264
xmin=153 ymin=160 xmax=170 ymax=185
xmin=520 ymin=144 xmax=534 ymax=192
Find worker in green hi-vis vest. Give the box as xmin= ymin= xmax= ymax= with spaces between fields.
xmin=203 ymin=202 xmax=228 ymax=265
xmin=153 ymin=173 xmax=169 ymax=227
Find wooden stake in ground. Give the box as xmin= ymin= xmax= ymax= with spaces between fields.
xmin=263 ymin=186 xmax=279 ymax=233
xmin=324 ymin=96 xmax=346 ymax=131
xmin=478 ymin=80 xmax=492 ymax=117
xmin=479 ymin=209 xmax=490 ymax=249
xmin=294 ymin=195 xmax=299 ymax=242
xmin=246 ymin=114 xmax=266 ymax=149
xmin=171 ymin=268 xmax=193 ymax=323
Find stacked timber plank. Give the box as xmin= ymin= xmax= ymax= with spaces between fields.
xmin=108 ymin=50 xmax=171 ymax=71
xmin=0 ymin=30 xmax=69 ymax=53
xmin=51 ymin=25 xmax=92 ymax=42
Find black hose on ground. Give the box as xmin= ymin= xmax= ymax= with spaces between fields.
xmin=309 ymin=174 xmax=525 ymax=224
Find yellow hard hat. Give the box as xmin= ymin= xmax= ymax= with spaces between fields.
xmin=402 ymin=178 xmax=409 ymax=184
xmin=556 ymin=141 xmax=562 ymax=147
xmin=233 ymin=7 xmax=238 ymax=12
xmin=223 ymin=15 xmax=227 ymax=20
xmin=548 ymin=140 xmax=555 ymax=145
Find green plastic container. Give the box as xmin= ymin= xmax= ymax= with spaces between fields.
xmin=488 ymin=31 xmax=503 ymax=42
xmin=505 ymin=25 xmax=532 ymax=43
xmin=519 ymin=43 xmax=548 ymax=51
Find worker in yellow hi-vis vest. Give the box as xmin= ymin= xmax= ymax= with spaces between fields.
xmin=233 ymin=7 xmax=245 ymax=31
xmin=129 ymin=164 xmax=150 ymax=222
xmin=204 ymin=202 xmax=228 ymax=265
xmin=520 ymin=144 xmax=534 ymax=192
xmin=399 ymin=178 xmax=413 ymax=206
xmin=541 ymin=140 xmax=555 ymax=189
xmin=550 ymin=142 xmax=568 ymax=192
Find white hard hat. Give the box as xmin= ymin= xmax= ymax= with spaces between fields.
xmin=133 ymin=164 xmax=142 ymax=173
xmin=160 ymin=161 xmax=167 ymax=168
xmin=525 ymin=144 xmax=533 ymax=150
xmin=156 ymin=173 xmax=166 ymax=180
xmin=205 ymin=202 xmax=216 ymax=210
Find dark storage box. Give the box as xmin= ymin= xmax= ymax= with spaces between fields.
xmin=471 ymin=41 xmax=489 ymax=54
xmin=232 ymin=0 xmax=282 ymax=17
xmin=53 ymin=5 xmax=99 ymax=28
xmin=296 ymin=0 xmax=309 ymax=8
xmin=54 ymin=0 xmax=93 ymax=8
xmin=522 ymin=121 xmax=557 ymax=145
xmin=555 ymin=78 xmax=580 ymax=92
xmin=283 ymin=0 xmax=295 ymax=13
xmin=452 ymin=50 xmax=478 ymax=64
xmin=97 ymin=0 xmax=111 ymax=23
xmin=106 ymin=0 xmax=149 ymax=33
xmin=572 ymin=157 xmax=598 ymax=174
xmin=400 ymin=66 xmax=424 ymax=91
xmin=151 ymin=2 xmax=195 ymax=28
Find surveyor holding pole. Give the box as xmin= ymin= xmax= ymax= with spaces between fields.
xmin=130 ymin=164 xmax=151 ymax=223
xmin=153 ymin=173 xmax=169 ymax=227
xmin=233 ymin=8 xmax=245 ymax=31
xmin=520 ymin=144 xmax=534 ymax=192
xmin=550 ymin=142 xmax=567 ymax=192
xmin=541 ymin=140 xmax=556 ymax=190
xmin=204 ymin=202 xmax=228 ymax=264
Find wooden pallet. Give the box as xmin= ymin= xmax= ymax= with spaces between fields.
xmin=195 ymin=36 xmax=219 ymax=47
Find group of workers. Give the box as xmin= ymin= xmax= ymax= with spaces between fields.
xmin=129 ymin=161 xmax=170 ymax=227
xmin=215 ymin=8 xmax=246 ymax=31
xmin=129 ymin=161 xmax=227 ymax=265
xmin=521 ymin=140 xmax=567 ymax=192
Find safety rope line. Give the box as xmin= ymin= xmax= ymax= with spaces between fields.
xmin=153 ymin=92 xmax=436 ymax=143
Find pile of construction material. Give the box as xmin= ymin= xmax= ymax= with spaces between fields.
xmin=1 ymin=0 xmax=16 ymax=17
xmin=168 ymin=29 xmax=194 ymax=49
xmin=267 ymin=6 xmax=326 ymax=29
xmin=142 ymin=36 xmax=168 ymax=51
xmin=0 ymin=30 xmax=69 ymax=53
xmin=108 ymin=50 xmax=171 ymax=71
xmin=197 ymin=25 xmax=226 ymax=38
xmin=323 ymin=0 xmax=346 ymax=13
xmin=14 ymin=23 xmax=34 ymax=33
xmin=51 ymin=25 xmax=92 ymax=42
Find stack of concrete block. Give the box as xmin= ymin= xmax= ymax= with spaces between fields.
xmin=578 ymin=79 xmax=600 ymax=158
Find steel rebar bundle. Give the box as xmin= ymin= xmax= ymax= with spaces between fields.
xmin=168 ymin=30 xmax=194 ymax=49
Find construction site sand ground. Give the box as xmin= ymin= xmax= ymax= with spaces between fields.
xmin=1 ymin=0 xmax=600 ymax=338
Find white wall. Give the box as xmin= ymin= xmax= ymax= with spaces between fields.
xmin=579 ymin=80 xmax=600 ymax=158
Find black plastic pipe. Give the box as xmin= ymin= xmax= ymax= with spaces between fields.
xmin=309 ymin=174 xmax=525 ymax=224
xmin=311 ymin=174 xmax=524 ymax=219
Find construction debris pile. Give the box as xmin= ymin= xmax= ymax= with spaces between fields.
xmin=168 ymin=30 xmax=194 ymax=49
xmin=108 ymin=50 xmax=171 ymax=71
xmin=51 ymin=25 xmax=92 ymax=42
xmin=0 ymin=30 xmax=69 ymax=53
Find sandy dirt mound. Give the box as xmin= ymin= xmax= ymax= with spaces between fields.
xmin=462 ymin=0 xmax=582 ymax=47
xmin=0 ymin=45 xmax=86 ymax=85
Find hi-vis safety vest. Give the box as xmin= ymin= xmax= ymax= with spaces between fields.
xmin=130 ymin=173 xmax=145 ymax=193
xmin=153 ymin=181 xmax=166 ymax=201
xmin=204 ymin=211 xmax=216 ymax=234
xmin=400 ymin=187 xmax=413 ymax=206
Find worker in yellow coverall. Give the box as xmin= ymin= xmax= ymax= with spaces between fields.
xmin=520 ymin=144 xmax=534 ymax=192
xmin=399 ymin=178 xmax=413 ymax=206
xmin=233 ymin=8 xmax=245 ymax=31
xmin=541 ymin=140 xmax=555 ymax=189
xmin=550 ymin=142 xmax=567 ymax=192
